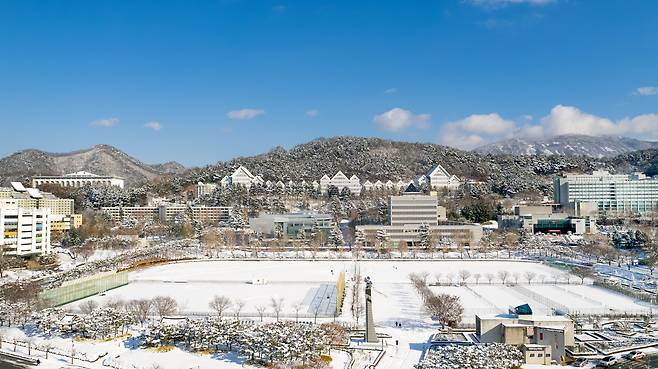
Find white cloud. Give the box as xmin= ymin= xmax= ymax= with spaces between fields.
xmin=373 ymin=107 xmax=431 ymax=132
xmin=227 ymin=108 xmax=265 ymax=120
xmin=90 ymin=118 xmax=119 ymax=128
xmin=635 ymin=86 xmax=658 ymax=96
xmin=384 ymin=88 xmax=398 ymax=94
xmin=306 ymin=109 xmax=319 ymax=117
xmin=439 ymin=113 xmax=516 ymax=150
xmin=465 ymin=0 xmax=555 ymax=6
xmin=439 ymin=104 xmax=658 ymax=149
xmin=144 ymin=121 xmax=162 ymax=131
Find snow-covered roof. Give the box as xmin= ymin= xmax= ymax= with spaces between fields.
xmin=65 ymin=171 xmax=100 ymax=177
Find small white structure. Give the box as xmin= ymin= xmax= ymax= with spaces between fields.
xmin=196 ymin=182 xmax=217 ymax=198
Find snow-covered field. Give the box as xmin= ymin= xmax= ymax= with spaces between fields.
xmin=65 ymin=260 xmax=653 ymax=323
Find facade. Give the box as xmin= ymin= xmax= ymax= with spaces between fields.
xmin=356 ymin=223 xmax=482 ymax=249
xmin=554 ymin=170 xmax=658 ymax=216
xmin=320 ymin=172 xmax=362 ymax=196
xmin=50 ymin=214 xmax=83 ymax=233
xmin=0 ymin=202 xmax=51 ymax=256
xmin=249 ymin=213 xmax=333 ymax=237
xmin=505 ymin=205 xmax=597 ymax=235
xmin=0 ymin=183 xmax=75 ymax=216
xmin=389 ymin=193 xmax=447 ymax=226
xmin=196 ymin=182 xmax=217 ymax=198
xmin=424 ymin=164 xmax=461 ymax=190
xmin=33 ymin=171 xmax=125 ymax=189
xmin=220 ymin=166 xmax=264 ymax=189
xmin=101 ymin=205 xmax=232 ymax=224
xmin=476 ymin=311 xmax=573 ymax=361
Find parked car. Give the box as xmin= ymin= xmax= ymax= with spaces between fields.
xmin=598 ymin=356 xmax=617 ymax=367
xmin=623 ymin=351 xmax=646 ymax=361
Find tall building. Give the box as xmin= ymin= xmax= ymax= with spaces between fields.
xmin=0 ymin=201 xmax=51 ymax=257
xmin=389 ymin=185 xmax=447 ymax=226
xmin=33 ymin=171 xmax=125 ymax=189
xmin=0 ymin=183 xmax=75 ymax=215
xmin=356 ymin=184 xmax=481 ymax=248
xmin=554 ymin=170 xmax=658 ymax=216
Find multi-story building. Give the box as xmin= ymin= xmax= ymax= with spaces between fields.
xmin=554 ymin=170 xmax=658 ymax=216
xmin=356 ymin=184 xmax=481 ymax=248
xmin=389 ymin=188 xmax=447 ymax=226
xmin=220 ymin=166 xmax=264 ymax=189
xmin=196 ymin=182 xmax=218 ymax=198
xmin=319 ymin=172 xmax=362 ymax=196
xmin=0 ymin=201 xmax=51 ymax=256
xmin=249 ymin=213 xmax=333 ymax=237
xmin=420 ymin=164 xmax=461 ymax=190
xmin=33 ymin=171 xmax=125 ymax=189
xmin=0 ymin=183 xmax=75 ymax=216
xmin=102 ymin=205 xmax=232 ymax=224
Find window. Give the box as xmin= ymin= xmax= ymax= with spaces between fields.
xmin=546 ymin=354 xmax=551 ymax=357
xmin=529 ymin=354 xmax=535 ymax=357
xmin=539 ymin=333 xmax=543 ymax=340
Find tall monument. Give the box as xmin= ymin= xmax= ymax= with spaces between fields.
xmin=365 ymin=277 xmax=378 ymax=343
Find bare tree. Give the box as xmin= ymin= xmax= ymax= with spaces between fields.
xmin=270 ymin=297 xmax=284 ymax=321
xmin=486 ymin=273 xmax=494 ymax=284
xmin=538 ymin=274 xmax=546 ymax=284
xmin=572 ymin=267 xmax=594 ymax=284
xmin=434 ymin=272 xmax=442 ymax=286
xmin=497 ymin=270 xmax=510 ymax=285
xmin=512 ymin=272 xmax=520 ymax=284
xmin=255 ymin=305 xmax=267 ymax=322
xmin=233 ymin=300 xmax=245 ymax=320
xmin=445 ymin=272 xmax=455 ymax=285
xmin=79 ymin=300 xmax=98 ymax=315
xmin=202 ymin=228 xmax=220 ymax=257
xmin=152 ymin=296 xmax=178 ymax=318
xmin=209 ymin=295 xmax=231 ymax=319
xmin=127 ymin=299 xmax=152 ymax=326
xmin=293 ymin=302 xmax=303 ymax=322
xmin=524 ymin=271 xmax=536 ymax=284
xmin=41 ymin=342 xmax=54 ymax=359
xmin=458 ymin=269 xmax=471 ymax=285
xmin=474 ymin=273 xmax=481 ymax=285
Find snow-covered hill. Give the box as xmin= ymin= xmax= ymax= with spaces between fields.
xmin=473 ymin=134 xmax=658 ymax=157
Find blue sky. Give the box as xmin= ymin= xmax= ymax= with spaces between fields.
xmin=1 ymin=0 xmax=657 ymax=166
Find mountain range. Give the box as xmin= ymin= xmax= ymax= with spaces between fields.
xmin=0 ymin=144 xmax=185 ymax=186
xmin=473 ymin=134 xmax=658 ymax=157
xmin=1 ymin=135 xmax=657 ymax=197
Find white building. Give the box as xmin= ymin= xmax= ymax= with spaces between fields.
xmin=554 ymin=170 xmax=658 ymax=216
xmin=389 ymin=193 xmax=447 ymax=226
xmin=33 ymin=171 xmax=125 ymax=189
xmin=220 ymin=166 xmax=264 ymax=189
xmin=196 ymin=182 xmax=218 ymax=198
xmin=422 ymin=164 xmax=461 ymax=190
xmin=319 ymin=172 xmax=362 ymax=196
xmin=0 ymin=201 xmax=51 ymax=256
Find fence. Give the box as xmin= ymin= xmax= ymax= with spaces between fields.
xmin=40 ymin=271 xmax=129 ymax=307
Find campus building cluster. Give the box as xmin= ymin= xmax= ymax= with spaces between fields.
xmin=196 ymin=164 xmax=462 ymax=198
xmin=0 ymin=182 xmax=82 ymax=256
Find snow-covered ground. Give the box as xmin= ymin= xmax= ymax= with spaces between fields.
xmin=46 ymin=259 xmax=656 ymax=369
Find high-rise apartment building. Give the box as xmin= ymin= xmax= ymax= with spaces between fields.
xmin=0 ymin=201 xmax=51 ymax=256
xmin=554 ymin=170 xmax=658 ymax=216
